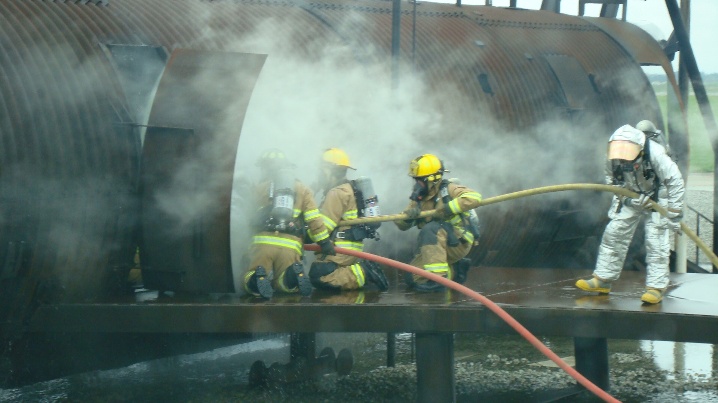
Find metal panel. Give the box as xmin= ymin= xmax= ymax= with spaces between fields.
xmin=141 ymin=49 xmax=266 ymax=293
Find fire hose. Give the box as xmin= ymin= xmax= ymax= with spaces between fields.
xmin=304 ymin=183 xmax=718 ymax=403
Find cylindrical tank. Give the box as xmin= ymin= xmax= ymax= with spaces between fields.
xmin=0 ymin=0 xmax=679 ymax=307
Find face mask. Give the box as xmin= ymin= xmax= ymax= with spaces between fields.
xmin=409 ymin=178 xmax=428 ymax=202
xmin=611 ymin=158 xmax=640 ymax=184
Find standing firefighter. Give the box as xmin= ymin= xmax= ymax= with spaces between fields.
xmin=309 ymin=148 xmax=389 ymax=291
xmin=243 ymin=149 xmax=335 ymax=299
xmin=576 ymin=122 xmax=685 ymax=304
xmin=395 ymin=154 xmax=482 ymax=291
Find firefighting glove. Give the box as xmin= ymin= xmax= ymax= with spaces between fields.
xmin=317 ymin=238 xmax=336 ymax=258
xmin=660 ymin=210 xmax=683 ymax=235
xmin=622 ymin=194 xmax=652 ymax=211
xmin=404 ymin=207 xmax=421 ymax=219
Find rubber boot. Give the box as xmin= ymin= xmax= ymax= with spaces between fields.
xmin=252 ymin=266 xmax=274 ymax=299
xmin=452 ymin=258 xmax=471 ymax=284
xmin=414 ymin=280 xmax=444 ymax=292
xmin=640 ymin=288 xmax=664 ymax=304
xmin=285 ymin=262 xmax=312 ymax=296
xmin=360 ymin=260 xmax=389 ymax=291
xmin=575 ymin=276 xmax=611 ymax=294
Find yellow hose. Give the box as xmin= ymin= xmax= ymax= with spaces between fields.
xmin=338 ymin=183 xmax=718 ymax=269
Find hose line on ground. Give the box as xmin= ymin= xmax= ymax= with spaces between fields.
xmin=304 ymin=243 xmax=621 ymax=403
xmin=337 ymin=183 xmax=718 ymax=268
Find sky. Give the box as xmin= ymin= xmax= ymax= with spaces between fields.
xmin=430 ymin=0 xmax=718 ymax=74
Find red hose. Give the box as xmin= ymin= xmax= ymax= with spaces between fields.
xmin=304 ymin=244 xmax=621 ymax=403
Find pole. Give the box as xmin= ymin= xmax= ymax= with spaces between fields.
xmin=665 ymin=0 xmax=718 ymax=268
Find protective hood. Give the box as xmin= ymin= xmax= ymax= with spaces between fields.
xmin=607 ymin=125 xmax=644 ymax=160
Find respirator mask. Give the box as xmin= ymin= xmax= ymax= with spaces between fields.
xmin=410 ymin=177 xmax=429 ymax=202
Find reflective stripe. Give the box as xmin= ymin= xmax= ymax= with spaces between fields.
xmin=276 ymin=271 xmax=293 ymax=293
xmin=350 ymin=263 xmax=366 ymax=287
xmin=243 ymin=270 xmax=258 ymax=295
xmin=447 ymin=199 xmax=462 ymax=215
xmin=335 ymin=240 xmax=363 ymax=251
xmin=342 ymin=209 xmax=358 ymax=220
xmin=309 ymin=229 xmax=329 ymax=242
xmin=424 ymin=262 xmax=449 ymax=275
xmin=322 ymin=215 xmax=338 ymax=232
xmin=293 ymin=208 xmax=302 ymax=218
xmin=304 ymin=208 xmax=321 ymax=221
xmin=253 ymin=235 xmax=303 ymax=254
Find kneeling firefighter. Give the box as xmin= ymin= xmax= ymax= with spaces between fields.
xmin=309 ymin=148 xmax=389 ymax=291
xmin=396 ymin=154 xmax=482 ymax=291
xmin=243 ymin=149 xmax=335 ymax=299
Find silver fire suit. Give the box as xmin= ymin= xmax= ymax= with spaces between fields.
xmin=593 ymin=132 xmax=685 ymax=289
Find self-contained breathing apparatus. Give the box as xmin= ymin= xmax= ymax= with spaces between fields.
xmin=261 ymin=169 xmax=303 ymax=236
xmin=339 ymin=176 xmax=382 ymax=241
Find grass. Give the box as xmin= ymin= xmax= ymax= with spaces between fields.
xmin=653 ymin=81 xmax=718 ymax=172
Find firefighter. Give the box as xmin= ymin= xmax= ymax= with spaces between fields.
xmin=243 ymin=149 xmax=335 ymax=299
xmin=395 ymin=154 xmax=482 ymax=291
xmin=575 ymin=122 xmax=685 ymax=304
xmin=309 ymin=148 xmax=389 ymax=291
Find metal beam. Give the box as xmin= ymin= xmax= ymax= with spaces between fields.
xmin=664 ymin=0 xmax=718 ymax=271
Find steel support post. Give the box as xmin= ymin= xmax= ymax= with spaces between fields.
xmin=416 ymin=332 xmax=455 ymax=403
xmin=574 ymin=337 xmax=609 ymax=391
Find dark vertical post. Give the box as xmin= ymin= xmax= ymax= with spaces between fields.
xmin=416 ymin=333 xmax=455 ymax=403
xmin=387 ymin=332 xmax=396 ymax=367
xmin=391 ymin=0 xmax=401 ymax=89
xmin=290 ymin=332 xmax=316 ymax=362
xmin=574 ymin=337 xmax=609 ymax=390
xmin=665 ymin=0 xmax=718 ymax=271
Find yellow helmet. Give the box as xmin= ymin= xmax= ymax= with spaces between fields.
xmin=409 ymin=154 xmax=445 ymax=181
xmin=257 ymin=148 xmax=287 ymax=169
xmin=322 ymin=148 xmax=355 ymax=170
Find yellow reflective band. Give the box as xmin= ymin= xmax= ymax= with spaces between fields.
xmin=322 ymin=215 xmax=338 ymax=231
xmin=243 ymin=270 xmax=258 ymax=295
xmin=342 ymin=209 xmax=358 ymax=220
xmin=448 ymin=199 xmax=461 ymax=214
xmin=463 ymin=231 xmax=474 ymax=244
xmin=350 ymin=263 xmax=366 ymax=287
xmin=253 ymin=235 xmax=303 ymax=254
xmin=424 ymin=263 xmax=449 ymax=274
xmin=276 ymin=271 xmax=294 ymax=293
xmin=309 ymin=229 xmax=329 ymax=242
xmin=304 ymin=209 xmax=321 ymax=221
xmin=355 ymin=292 xmax=365 ymax=304
xmin=292 ymin=208 xmax=302 ymax=218
xmin=335 ymin=240 xmax=363 ymax=251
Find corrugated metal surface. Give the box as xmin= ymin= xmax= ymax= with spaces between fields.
xmin=0 ymin=0 xmax=677 ymax=307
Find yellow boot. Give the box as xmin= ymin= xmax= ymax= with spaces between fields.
xmin=575 ymin=276 xmax=611 ymax=294
xmin=640 ymin=288 xmax=664 ymax=304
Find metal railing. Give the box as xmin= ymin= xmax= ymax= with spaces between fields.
xmin=686 ymin=204 xmax=714 ymax=269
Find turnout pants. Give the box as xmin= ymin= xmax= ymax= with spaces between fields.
xmin=410 ymin=221 xmax=472 ymax=285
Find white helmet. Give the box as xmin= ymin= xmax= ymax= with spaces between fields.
xmin=636 ymin=120 xmax=660 ymax=135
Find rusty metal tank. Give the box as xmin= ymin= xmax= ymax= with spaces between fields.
xmin=0 ymin=0 xmax=681 ymax=314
